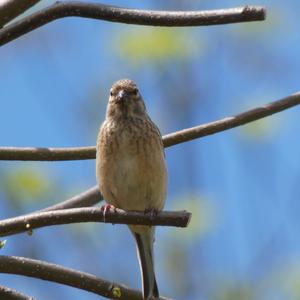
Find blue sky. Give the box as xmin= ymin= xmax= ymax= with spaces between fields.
xmin=1 ymin=1 xmax=300 ymax=299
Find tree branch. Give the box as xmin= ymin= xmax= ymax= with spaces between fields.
xmin=0 ymin=208 xmax=191 ymax=237
xmin=0 ymin=146 xmax=95 ymax=161
xmin=163 ymin=91 xmax=300 ymax=147
xmin=38 ymin=185 xmax=102 ymax=213
xmin=0 ymin=1 xmax=266 ymax=46
xmin=0 ymin=0 xmax=41 ymax=28
xmin=0 ymin=255 xmax=169 ymax=300
xmin=0 ymin=285 xmax=33 ymax=300
xmin=0 ymin=91 xmax=299 ymax=161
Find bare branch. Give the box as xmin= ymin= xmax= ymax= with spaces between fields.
xmin=0 ymin=208 xmax=191 ymax=237
xmin=0 ymin=1 xmax=265 ymax=46
xmin=0 ymin=255 xmax=169 ymax=300
xmin=0 ymin=146 xmax=95 ymax=161
xmin=0 ymin=0 xmax=41 ymax=28
xmin=163 ymin=91 xmax=300 ymax=147
xmin=38 ymin=185 xmax=102 ymax=212
xmin=0 ymin=91 xmax=299 ymax=161
xmin=0 ymin=285 xmax=33 ymax=300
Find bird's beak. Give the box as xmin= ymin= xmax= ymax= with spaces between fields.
xmin=116 ymin=90 xmax=127 ymax=102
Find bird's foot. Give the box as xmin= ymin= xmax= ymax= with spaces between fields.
xmin=144 ymin=208 xmax=159 ymax=221
xmin=100 ymin=204 xmax=117 ymax=222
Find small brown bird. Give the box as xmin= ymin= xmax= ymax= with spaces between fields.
xmin=96 ymin=79 xmax=167 ymax=299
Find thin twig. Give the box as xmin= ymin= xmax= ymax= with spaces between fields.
xmin=0 ymin=208 xmax=191 ymax=237
xmin=0 ymin=1 xmax=266 ymax=46
xmin=0 ymin=0 xmax=41 ymax=28
xmin=0 ymin=255 xmax=169 ymax=300
xmin=163 ymin=91 xmax=300 ymax=147
xmin=0 ymin=285 xmax=33 ymax=300
xmin=0 ymin=91 xmax=299 ymax=161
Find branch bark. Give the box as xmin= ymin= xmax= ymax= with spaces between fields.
xmin=0 ymin=208 xmax=191 ymax=237
xmin=0 ymin=146 xmax=95 ymax=161
xmin=0 ymin=2 xmax=265 ymax=46
xmin=0 ymin=0 xmax=41 ymax=28
xmin=0 ymin=285 xmax=33 ymax=300
xmin=0 ymin=255 xmax=169 ymax=300
xmin=0 ymin=91 xmax=299 ymax=161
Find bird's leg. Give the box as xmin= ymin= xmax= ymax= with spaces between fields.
xmin=100 ymin=204 xmax=117 ymax=222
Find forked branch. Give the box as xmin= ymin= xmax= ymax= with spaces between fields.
xmin=0 ymin=0 xmax=41 ymax=28
xmin=0 ymin=2 xmax=265 ymax=46
xmin=38 ymin=185 xmax=102 ymax=212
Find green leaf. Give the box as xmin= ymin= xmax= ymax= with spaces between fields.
xmin=0 ymin=240 xmax=7 ymax=249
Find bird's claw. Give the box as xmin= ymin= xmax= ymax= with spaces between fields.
xmin=144 ymin=208 xmax=159 ymax=221
xmin=100 ymin=204 xmax=117 ymax=222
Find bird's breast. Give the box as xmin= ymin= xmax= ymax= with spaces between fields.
xmin=96 ymin=118 xmax=167 ymax=211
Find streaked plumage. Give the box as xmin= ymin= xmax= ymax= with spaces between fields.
xmin=96 ymin=79 xmax=167 ymax=299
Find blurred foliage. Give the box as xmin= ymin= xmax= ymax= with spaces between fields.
xmin=171 ymin=194 xmax=216 ymax=242
xmin=239 ymin=117 xmax=279 ymax=141
xmin=212 ymin=280 xmax=254 ymax=300
xmin=232 ymin=12 xmax=280 ymax=39
xmin=113 ymin=28 xmax=203 ymax=65
xmin=1 ymin=165 xmax=52 ymax=204
xmin=276 ymin=261 xmax=300 ymax=300
xmin=163 ymin=239 xmax=192 ymax=298
xmin=235 ymin=94 xmax=281 ymax=141
xmin=161 ymin=194 xmax=216 ymax=298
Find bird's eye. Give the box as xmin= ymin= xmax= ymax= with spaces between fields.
xmin=133 ymin=88 xmax=138 ymax=95
xmin=110 ymin=91 xmax=113 ymax=96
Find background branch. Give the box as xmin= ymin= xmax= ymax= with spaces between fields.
xmin=0 ymin=208 xmax=191 ymax=237
xmin=0 ymin=91 xmax=299 ymax=161
xmin=0 ymin=255 xmax=169 ymax=300
xmin=163 ymin=91 xmax=300 ymax=147
xmin=0 ymin=2 xmax=265 ymax=46
xmin=0 ymin=0 xmax=41 ymax=28
xmin=38 ymin=185 xmax=102 ymax=212
xmin=0 ymin=146 xmax=95 ymax=161
xmin=0 ymin=285 xmax=33 ymax=300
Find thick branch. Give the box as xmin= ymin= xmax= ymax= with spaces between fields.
xmin=0 ymin=256 xmax=169 ymax=300
xmin=0 ymin=0 xmax=41 ymax=28
xmin=0 ymin=2 xmax=265 ymax=46
xmin=0 ymin=91 xmax=299 ymax=161
xmin=0 ymin=208 xmax=191 ymax=237
xmin=0 ymin=285 xmax=33 ymax=300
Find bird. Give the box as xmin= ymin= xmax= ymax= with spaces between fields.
xmin=96 ymin=79 xmax=167 ymax=299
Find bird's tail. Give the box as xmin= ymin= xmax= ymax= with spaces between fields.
xmin=132 ymin=226 xmax=159 ymax=300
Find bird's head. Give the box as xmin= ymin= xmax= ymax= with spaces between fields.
xmin=106 ymin=79 xmax=146 ymax=119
